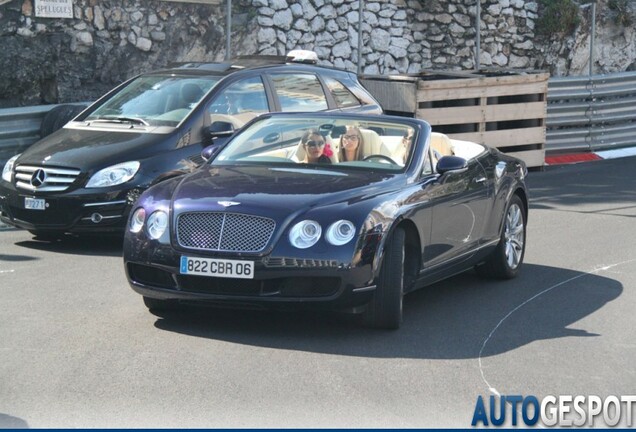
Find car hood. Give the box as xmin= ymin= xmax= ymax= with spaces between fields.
xmin=171 ymin=165 xmax=400 ymax=219
xmin=16 ymin=126 xmax=173 ymax=170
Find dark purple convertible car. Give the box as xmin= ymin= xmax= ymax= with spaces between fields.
xmin=123 ymin=112 xmax=528 ymax=329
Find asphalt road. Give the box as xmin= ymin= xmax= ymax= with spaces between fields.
xmin=1 ymin=157 xmax=635 ymax=428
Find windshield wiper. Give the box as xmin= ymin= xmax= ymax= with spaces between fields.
xmin=89 ymin=116 xmax=150 ymax=126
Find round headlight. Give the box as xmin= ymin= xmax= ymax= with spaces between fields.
xmin=289 ymin=220 xmax=322 ymax=249
xmin=129 ymin=208 xmax=145 ymax=233
xmin=147 ymin=210 xmax=168 ymax=240
xmin=325 ymin=220 xmax=356 ymax=246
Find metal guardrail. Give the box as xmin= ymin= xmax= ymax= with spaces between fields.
xmin=546 ymin=71 xmax=636 ymax=152
xmin=0 ymin=104 xmax=56 ymax=167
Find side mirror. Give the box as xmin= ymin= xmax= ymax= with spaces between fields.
xmin=203 ymin=121 xmax=235 ymax=139
xmin=201 ymin=144 xmax=221 ymax=161
xmin=436 ymin=155 xmax=468 ymax=174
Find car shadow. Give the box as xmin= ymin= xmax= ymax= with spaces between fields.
xmin=14 ymin=235 xmax=123 ymax=258
xmin=0 ymin=413 xmax=29 ymax=429
xmin=0 ymin=253 xmax=38 ymax=262
xmin=152 ymin=263 xmax=621 ymax=360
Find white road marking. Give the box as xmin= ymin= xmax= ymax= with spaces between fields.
xmin=476 ymin=259 xmax=636 ymax=428
xmin=478 ymin=259 xmax=636 ymax=395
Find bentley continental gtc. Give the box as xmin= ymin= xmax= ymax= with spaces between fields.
xmin=123 ymin=112 xmax=528 ymax=329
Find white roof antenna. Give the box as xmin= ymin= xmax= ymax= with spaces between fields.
xmin=287 ymin=50 xmax=319 ymax=64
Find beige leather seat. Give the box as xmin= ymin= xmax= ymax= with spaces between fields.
xmin=430 ymin=132 xmax=454 ymax=159
xmin=358 ymin=128 xmax=392 ymax=159
xmin=429 ymin=132 xmax=455 ymax=168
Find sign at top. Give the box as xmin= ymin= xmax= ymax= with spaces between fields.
xmin=34 ymin=0 xmax=74 ymax=18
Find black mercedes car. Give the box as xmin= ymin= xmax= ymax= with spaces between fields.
xmin=123 ymin=112 xmax=528 ymax=329
xmin=0 ymin=52 xmax=381 ymax=238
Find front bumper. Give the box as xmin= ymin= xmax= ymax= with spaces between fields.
xmin=124 ymin=236 xmax=377 ymax=310
xmin=0 ymin=182 xmax=142 ymax=233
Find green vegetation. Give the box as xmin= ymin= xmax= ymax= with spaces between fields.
xmin=535 ymin=0 xmax=581 ymax=37
xmin=536 ymin=0 xmax=633 ymax=37
xmin=608 ymin=0 xmax=633 ymax=26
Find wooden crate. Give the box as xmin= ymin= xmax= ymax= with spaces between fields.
xmin=361 ymin=71 xmax=549 ymax=168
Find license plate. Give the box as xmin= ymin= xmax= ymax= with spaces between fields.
xmin=25 ymin=197 xmax=46 ymax=210
xmin=180 ymin=256 xmax=254 ymax=279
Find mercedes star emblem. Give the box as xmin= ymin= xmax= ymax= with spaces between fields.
xmin=30 ymin=169 xmax=47 ymax=187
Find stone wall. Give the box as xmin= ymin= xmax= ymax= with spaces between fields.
xmin=253 ymin=0 xmax=539 ymax=73
xmin=0 ymin=0 xmax=256 ymax=107
xmin=1 ymin=0 xmax=634 ymax=107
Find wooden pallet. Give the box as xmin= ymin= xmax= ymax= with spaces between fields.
xmin=361 ymin=71 xmax=549 ymax=168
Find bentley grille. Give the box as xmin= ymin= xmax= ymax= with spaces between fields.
xmin=177 ymin=212 xmax=276 ymax=253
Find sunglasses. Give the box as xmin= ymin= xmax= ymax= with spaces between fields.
xmin=305 ymin=140 xmax=325 ymax=148
xmin=343 ymin=135 xmax=360 ymax=141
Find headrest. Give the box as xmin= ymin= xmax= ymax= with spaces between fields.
xmin=359 ymin=128 xmax=384 ymax=155
xmin=181 ymin=83 xmax=203 ymax=104
xmin=430 ymin=132 xmax=454 ymax=158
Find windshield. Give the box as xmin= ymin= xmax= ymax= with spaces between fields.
xmin=213 ymin=115 xmax=416 ymax=172
xmin=84 ymin=74 xmax=219 ymax=127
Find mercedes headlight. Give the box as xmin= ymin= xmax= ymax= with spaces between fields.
xmin=289 ymin=220 xmax=322 ymax=249
xmin=129 ymin=208 xmax=146 ymax=233
xmin=2 ymin=154 xmax=20 ymax=183
xmin=86 ymin=161 xmax=140 ymax=188
xmin=325 ymin=220 xmax=356 ymax=246
xmin=147 ymin=210 xmax=168 ymax=240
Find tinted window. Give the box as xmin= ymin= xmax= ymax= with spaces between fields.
xmin=324 ymin=77 xmax=360 ymax=108
xmin=208 ymin=77 xmax=269 ymax=115
xmin=423 ymin=148 xmax=434 ymax=175
xmin=270 ymin=74 xmax=329 ymax=112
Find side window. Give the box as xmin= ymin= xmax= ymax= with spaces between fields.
xmin=208 ymin=77 xmax=269 ymax=115
xmin=270 ymin=74 xmax=329 ymax=112
xmin=324 ymin=77 xmax=360 ymax=108
xmin=423 ymin=147 xmax=435 ymax=175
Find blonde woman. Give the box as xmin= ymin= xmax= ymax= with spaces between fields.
xmin=338 ymin=126 xmax=364 ymax=162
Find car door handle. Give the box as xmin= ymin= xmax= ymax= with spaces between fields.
xmin=475 ymin=177 xmax=487 ymax=183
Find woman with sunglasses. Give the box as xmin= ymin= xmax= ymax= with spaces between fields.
xmin=338 ymin=126 xmax=364 ymax=162
xmin=301 ymin=129 xmax=332 ymax=164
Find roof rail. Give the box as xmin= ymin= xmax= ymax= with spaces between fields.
xmin=169 ymin=62 xmax=234 ymax=72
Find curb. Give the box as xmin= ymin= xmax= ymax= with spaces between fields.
xmin=545 ymin=146 xmax=636 ymax=166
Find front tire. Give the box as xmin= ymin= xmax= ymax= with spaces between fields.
xmin=476 ymin=194 xmax=526 ymax=279
xmin=363 ymin=227 xmax=405 ymax=330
